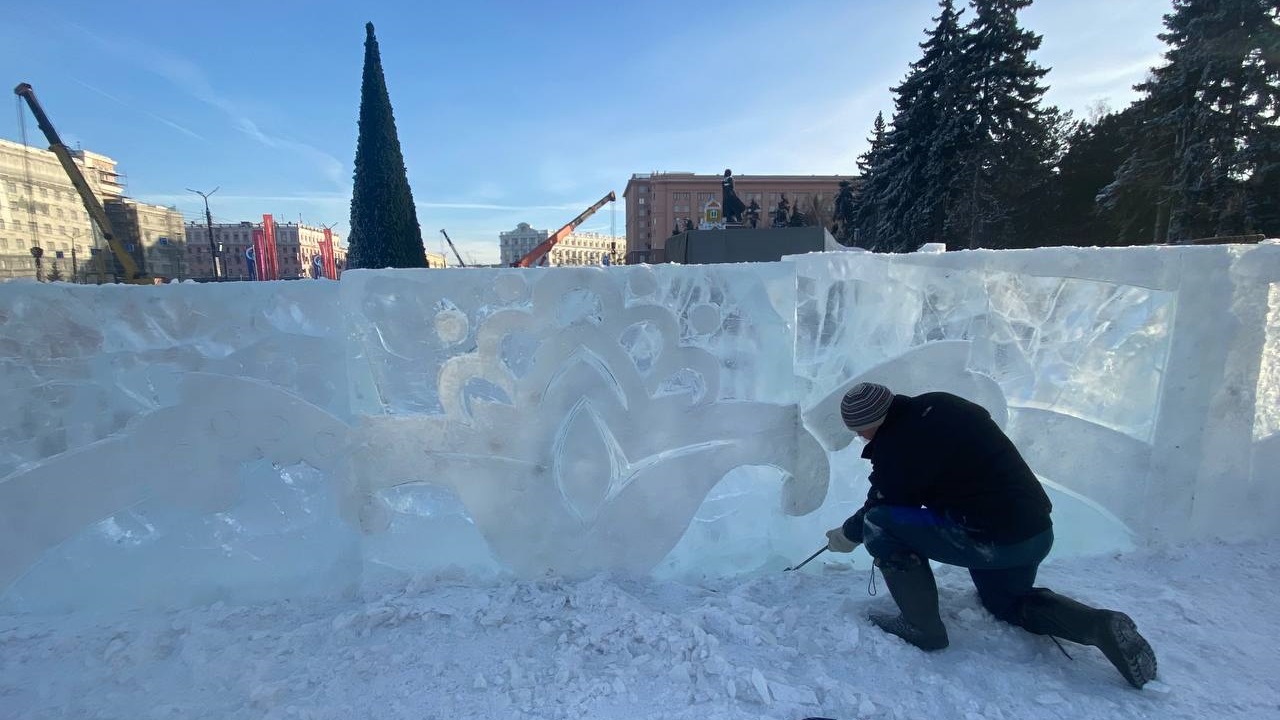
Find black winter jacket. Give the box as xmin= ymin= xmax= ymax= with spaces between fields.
xmin=847 ymin=392 xmax=1052 ymax=544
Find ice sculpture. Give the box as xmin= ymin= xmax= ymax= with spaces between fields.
xmin=0 ymin=373 xmax=354 ymax=604
xmin=347 ymin=266 xmax=830 ymax=577
xmin=0 ymin=242 xmax=1277 ymax=612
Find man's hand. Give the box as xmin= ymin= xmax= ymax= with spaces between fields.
xmin=826 ymin=526 xmax=860 ymax=553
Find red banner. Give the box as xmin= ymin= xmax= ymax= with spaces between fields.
xmin=261 ymin=214 xmax=279 ymax=281
xmin=321 ymin=228 xmax=337 ymax=280
xmin=251 ymin=229 xmax=266 ymax=280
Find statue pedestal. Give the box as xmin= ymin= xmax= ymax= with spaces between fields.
xmin=664 ymin=226 xmax=836 ymax=264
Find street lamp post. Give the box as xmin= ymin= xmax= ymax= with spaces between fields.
xmin=29 ymin=245 xmax=44 ymax=282
xmin=187 ymin=187 xmax=220 ymax=281
xmin=62 ymin=228 xmax=82 ymax=284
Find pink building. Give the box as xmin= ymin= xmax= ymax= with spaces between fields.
xmin=623 ymin=172 xmax=857 ymax=259
xmin=185 ymin=220 xmax=346 ymax=281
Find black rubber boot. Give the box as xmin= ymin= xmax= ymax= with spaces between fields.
xmin=868 ymin=555 xmax=949 ymax=651
xmin=1018 ymin=588 xmax=1157 ymax=689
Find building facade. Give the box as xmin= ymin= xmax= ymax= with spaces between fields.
xmin=622 ymin=172 xmax=857 ymax=258
xmin=500 ymin=223 xmax=549 ymax=266
xmin=547 ymin=231 xmax=624 ymax=266
xmin=0 ymin=139 xmax=124 ymax=282
xmin=500 ymin=222 xmax=624 ymax=267
xmin=185 ymin=220 xmax=347 ymax=281
xmin=104 ymin=199 xmax=187 ymax=281
xmin=294 ymin=225 xmax=347 ymax=278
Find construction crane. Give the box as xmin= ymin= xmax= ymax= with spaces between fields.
xmin=13 ymin=82 xmax=149 ymax=284
xmin=439 ymin=229 xmax=466 ymax=267
xmin=513 ymin=191 xmax=616 ymax=268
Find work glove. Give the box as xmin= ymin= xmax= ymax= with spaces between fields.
xmin=826 ymin=526 xmax=860 ymax=553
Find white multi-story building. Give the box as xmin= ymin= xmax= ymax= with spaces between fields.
xmin=0 ymin=139 xmax=124 ymax=281
xmin=500 ymin=222 xmax=625 ymax=267
xmin=500 ymin=222 xmax=549 ymax=266
xmin=547 ymin=231 xmax=625 ymax=266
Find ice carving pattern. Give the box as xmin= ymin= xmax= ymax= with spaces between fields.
xmin=1255 ymin=282 xmax=1280 ymax=441
xmin=0 ymin=373 xmax=353 ymax=604
xmin=350 ymin=266 xmax=829 ymax=576
xmin=792 ymin=254 xmax=1173 ymax=441
xmin=0 ymin=281 xmax=346 ymax=479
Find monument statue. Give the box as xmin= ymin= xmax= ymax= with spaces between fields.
xmin=745 ymin=200 xmax=761 ymax=229
xmin=772 ymin=195 xmax=791 ymax=228
xmin=721 ymin=169 xmax=747 ymax=225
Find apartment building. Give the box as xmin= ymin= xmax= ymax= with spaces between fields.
xmin=622 ymin=172 xmax=856 ymax=258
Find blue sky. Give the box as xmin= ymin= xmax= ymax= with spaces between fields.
xmin=3 ymin=0 xmax=1171 ymax=264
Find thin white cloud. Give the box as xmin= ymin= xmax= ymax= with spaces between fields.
xmin=70 ymin=77 xmax=207 ymax=142
xmin=146 ymin=192 xmax=346 ymax=205
xmin=71 ymin=24 xmax=345 ymax=188
xmin=1052 ymin=55 xmax=1162 ymax=91
xmin=417 ymin=201 xmax=589 ymax=212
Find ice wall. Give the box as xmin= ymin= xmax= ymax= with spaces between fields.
xmin=1 ymin=243 xmax=1277 ymax=612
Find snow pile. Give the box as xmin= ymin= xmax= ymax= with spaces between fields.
xmin=3 ymin=539 xmax=1278 ymax=719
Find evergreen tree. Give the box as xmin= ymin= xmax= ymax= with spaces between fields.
xmin=347 ymin=22 xmax=427 ymax=270
xmin=45 ymin=261 xmax=63 ymax=282
xmin=856 ymin=112 xmax=888 ymax=177
xmin=1039 ymin=108 xmax=1137 ymax=246
xmin=854 ymin=0 xmax=969 ymax=251
xmin=1101 ymin=0 xmax=1280 ymax=243
xmin=847 ymin=113 xmax=886 ymax=247
xmin=944 ymin=0 xmax=1060 ymax=249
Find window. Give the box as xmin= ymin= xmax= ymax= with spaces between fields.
xmin=673 ymin=192 xmax=690 ymax=201
xmin=698 ymin=193 xmax=713 ymax=203
xmin=637 ymin=197 xmax=646 ymax=205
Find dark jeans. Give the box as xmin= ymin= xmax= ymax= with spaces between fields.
xmin=862 ymin=505 xmax=1053 ymax=623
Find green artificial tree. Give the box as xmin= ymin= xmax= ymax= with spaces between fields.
xmin=346 ymin=22 xmax=427 ymax=270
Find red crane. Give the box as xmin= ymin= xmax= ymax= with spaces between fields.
xmin=513 ymin=191 xmax=616 ymax=268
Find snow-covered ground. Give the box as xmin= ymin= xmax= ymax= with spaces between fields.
xmin=5 ymin=538 xmax=1277 ymax=720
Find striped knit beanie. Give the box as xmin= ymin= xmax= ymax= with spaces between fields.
xmin=841 ymin=382 xmax=893 ymax=432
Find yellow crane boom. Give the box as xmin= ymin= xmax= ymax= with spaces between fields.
xmin=14 ymin=82 xmax=148 ymax=284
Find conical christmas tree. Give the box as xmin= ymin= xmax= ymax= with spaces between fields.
xmin=347 ymin=22 xmax=427 ymax=270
